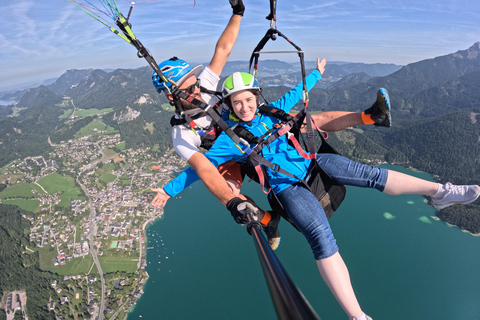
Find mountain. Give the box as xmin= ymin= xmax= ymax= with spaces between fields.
xmin=219 ymin=59 xmax=401 ymax=88
xmin=328 ymin=72 xmax=373 ymax=89
xmin=0 ymin=105 xmax=13 ymax=118
xmin=63 ymin=67 xmax=165 ymax=111
xmin=304 ymin=61 xmax=403 ymax=78
xmin=47 ymin=68 xmax=95 ymax=95
xmin=16 ymin=85 xmax=63 ymax=110
xmin=221 ymin=59 xmax=298 ymax=77
xmin=0 ymin=88 xmax=29 ymax=103
xmin=303 ymin=42 xmax=480 ymax=118
xmin=0 ymin=86 xmax=63 ymax=166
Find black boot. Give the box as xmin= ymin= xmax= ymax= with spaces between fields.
xmin=364 ymin=88 xmax=392 ymax=127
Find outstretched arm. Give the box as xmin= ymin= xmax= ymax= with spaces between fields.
xmin=188 ymin=152 xmax=239 ymax=206
xmin=151 ymin=151 xmax=241 ymax=208
xmin=207 ymin=1 xmax=244 ymax=76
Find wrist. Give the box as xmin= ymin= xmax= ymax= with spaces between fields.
xmin=162 ymin=187 xmax=174 ymax=197
xmin=226 ymin=196 xmax=242 ymax=209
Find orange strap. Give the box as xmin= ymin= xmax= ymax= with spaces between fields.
xmin=260 ymin=210 xmax=271 ymax=226
xmin=361 ymin=112 xmax=375 ymax=125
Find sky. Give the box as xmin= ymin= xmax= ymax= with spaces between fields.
xmin=1 ymin=0 xmax=480 ymax=91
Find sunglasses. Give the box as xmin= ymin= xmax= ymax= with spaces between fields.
xmin=178 ymin=79 xmax=200 ymax=94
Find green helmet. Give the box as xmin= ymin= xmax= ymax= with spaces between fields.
xmin=222 ymin=72 xmax=260 ymax=99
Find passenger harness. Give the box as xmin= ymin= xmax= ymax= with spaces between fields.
xmin=232 ymin=105 xmax=346 ymax=223
xmin=166 ymin=0 xmax=345 ymax=224
xmin=169 ymin=87 xmax=225 ymax=150
xmin=243 ymin=3 xmax=346 ymax=222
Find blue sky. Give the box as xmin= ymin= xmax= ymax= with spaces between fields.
xmin=1 ymin=0 xmax=479 ymax=91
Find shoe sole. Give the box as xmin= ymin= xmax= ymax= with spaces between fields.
xmin=268 ymin=237 xmax=281 ymax=251
xmin=378 ymin=88 xmax=392 ymax=127
xmin=433 ymin=188 xmax=480 ymax=210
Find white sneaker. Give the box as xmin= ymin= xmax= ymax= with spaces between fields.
xmin=431 ymin=182 xmax=480 ymax=210
xmin=352 ymin=314 xmax=372 ymax=320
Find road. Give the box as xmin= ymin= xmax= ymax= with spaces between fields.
xmin=77 ymin=178 xmax=106 ymax=320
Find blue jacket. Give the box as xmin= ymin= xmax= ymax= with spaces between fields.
xmin=163 ymin=69 xmax=321 ymax=196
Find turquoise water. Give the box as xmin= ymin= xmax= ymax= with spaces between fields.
xmin=0 ymin=99 xmax=16 ymax=105
xmin=128 ymin=165 xmax=480 ymax=319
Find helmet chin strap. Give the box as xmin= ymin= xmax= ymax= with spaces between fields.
xmin=171 ymin=95 xmax=185 ymax=116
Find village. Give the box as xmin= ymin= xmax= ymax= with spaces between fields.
xmin=0 ymin=130 xmax=187 ymax=320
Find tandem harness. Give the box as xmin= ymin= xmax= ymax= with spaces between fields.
xmin=169 ymin=87 xmax=225 ymax=150
xmin=233 ymin=105 xmax=347 ymax=228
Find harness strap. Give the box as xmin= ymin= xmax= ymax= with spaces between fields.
xmin=287 ymin=134 xmax=317 ymax=160
xmin=199 ymin=86 xmax=222 ymax=98
xmin=248 ymin=152 xmax=306 ymax=194
xmin=254 ymin=164 xmax=270 ymax=194
xmin=172 ymin=89 xmax=252 ymax=154
xmin=170 ymin=112 xmax=207 ymax=127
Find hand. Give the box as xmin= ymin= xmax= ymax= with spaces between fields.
xmin=317 ymin=57 xmax=326 ymax=75
xmin=226 ymin=197 xmax=261 ymax=224
xmin=229 ymin=0 xmax=245 ymax=16
xmin=151 ymin=188 xmax=170 ymax=208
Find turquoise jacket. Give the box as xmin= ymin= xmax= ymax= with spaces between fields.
xmin=163 ymin=69 xmax=321 ymax=196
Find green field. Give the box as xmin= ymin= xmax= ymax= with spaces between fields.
xmin=119 ymin=179 xmax=131 ymax=186
xmin=99 ymin=162 xmax=116 ymax=173
xmin=116 ymin=142 xmax=126 ymax=151
xmin=75 ymin=108 xmax=114 ymax=118
xmin=2 ymin=199 xmax=40 ymax=212
xmin=103 ymin=148 xmax=117 ymax=159
xmin=38 ymin=172 xmax=75 ymax=194
xmin=59 ymin=109 xmax=73 ymax=119
xmin=37 ymin=172 xmax=85 ymax=207
xmin=0 ymin=182 xmax=44 ymax=199
xmin=76 ymin=118 xmax=107 ymax=137
xmin=39 ymin=248 xmax=94 ymax=275
xmin=161 ymin=103 xmax=174 ymax=111
xmin=99 ymin=174 xmax=117 ymax=184
xmin=105 ymin=126 xmax=118 ymax=134
xmin=60 ymin=188 xmax=86 ymax=207
xmin=98 ymin=256 xmax=138 ymax=273
xmin=144 ymin=123 xmax=154 ymax=134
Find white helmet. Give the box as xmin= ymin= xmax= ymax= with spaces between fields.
xmin=222 ymin=72 xmax=260 ymax=99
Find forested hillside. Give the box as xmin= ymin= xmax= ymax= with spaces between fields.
xmin=0 ymin=204 xmax=56 ymax=319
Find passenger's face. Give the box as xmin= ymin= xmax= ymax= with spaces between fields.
xmin=230 ymin=90 xmax=257 ymax=122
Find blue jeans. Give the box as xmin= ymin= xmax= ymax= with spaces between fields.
xmin=276 ymin=153 xmax=388 ymax=260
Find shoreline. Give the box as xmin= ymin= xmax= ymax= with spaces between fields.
xmin=125 ymin=208 xmax=165 ymax=318
xmin=445 ymin=221 xmax=480 ymax=237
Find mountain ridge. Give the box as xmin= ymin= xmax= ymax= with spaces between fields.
xmin=1 ymin=44 xmax=479 ymax=233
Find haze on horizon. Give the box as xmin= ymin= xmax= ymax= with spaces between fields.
xmin=1 ymin=0 xmax=479 ymax=91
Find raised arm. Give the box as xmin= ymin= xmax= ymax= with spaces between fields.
xmin=271 ymin=57 xmax=325 ymax=113
xmin=207 ymin=0 xmax=244 ymax=76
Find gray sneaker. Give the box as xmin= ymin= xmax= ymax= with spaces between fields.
xmin=352 ymin=314 xmax=372 ymax=320
xmin=431 ymin=182 xmax=480 ymax=210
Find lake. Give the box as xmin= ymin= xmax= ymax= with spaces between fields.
xmin=0 ymin=99 xmax=16 ymax=105
xmin=127 ymin=164 xmax=480 ymax=320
